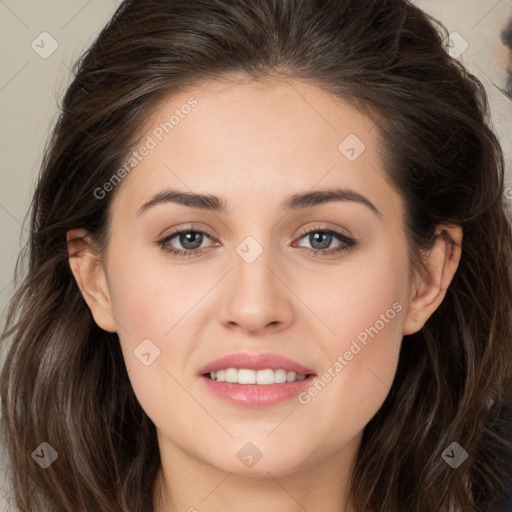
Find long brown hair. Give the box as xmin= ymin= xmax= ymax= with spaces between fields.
xmin=2 ymin=0 xmax=512 ymax=510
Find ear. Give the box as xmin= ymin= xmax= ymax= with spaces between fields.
xmin=67 ymin=228 xmax=117 ymax=332
xmin=403 ymin=224 xmax=463 ymax=335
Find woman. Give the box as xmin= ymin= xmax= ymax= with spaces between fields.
xmin=2 ymin=0 xmax=511 ymax=511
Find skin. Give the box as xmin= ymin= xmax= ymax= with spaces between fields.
xmin=68 ymin=75 xmax=462 ymax=512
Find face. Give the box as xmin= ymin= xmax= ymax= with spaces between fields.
xmin=72 ymin=76 xmax=447 ymax=478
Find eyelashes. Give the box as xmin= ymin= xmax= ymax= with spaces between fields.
xmin=157 ymin=228 xmax=215 ymax=258
xmin=156 ymin=225 xmax=357 ymax=259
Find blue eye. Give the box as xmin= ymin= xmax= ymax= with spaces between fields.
xmin=156 ymin=226 xmax=356 ymax=258
xmin=295 ymin=228 xmax=356 ymax=256
xmin=157 ymin=229 xmax=213 ymax=258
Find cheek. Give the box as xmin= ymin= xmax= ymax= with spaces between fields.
xmin=103 ymin=244 xmax=218 ymax=426
xmin=303 ymin=241 xmax=409 ymax=354
xmin=292 ymin=307 xmax=405 ymax=467
xmin=105 ymin=243 xmax=203 ymax=341
xmin=295 ymin=249 xmax=409 ymax=433
xmin=101 ymin=245 xmax=181 ymax=388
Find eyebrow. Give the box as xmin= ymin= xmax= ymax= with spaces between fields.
xmin=137 ymin=187 xmax=381 ymax=217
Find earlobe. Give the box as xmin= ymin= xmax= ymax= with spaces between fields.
xmin=67 ymin=228 xmax=117 ymax=333
xmin=403 ymin=225 xmax=463 ymax=335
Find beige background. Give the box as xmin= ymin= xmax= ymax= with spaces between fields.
xmin=1 ymin=0 xmax=511 ymax=510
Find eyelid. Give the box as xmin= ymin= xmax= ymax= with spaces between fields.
xmin=295 ymin=222 xmax=354 ymax=240
xmin=156 ymin=222 xmax=218 ymax=241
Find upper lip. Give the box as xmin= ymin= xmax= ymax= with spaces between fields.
xmin=199 ymin=352 xmax=315 ymax=376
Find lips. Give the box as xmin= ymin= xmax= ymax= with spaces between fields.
xmin=198 ymin=352 xmax=317 ymax=407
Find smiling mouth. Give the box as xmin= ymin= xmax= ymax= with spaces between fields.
xmin=204 ymin=368 xmax=316 ymax=385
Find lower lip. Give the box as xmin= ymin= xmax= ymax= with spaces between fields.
xmin=200 ymin=375 xmax=316 ymax=407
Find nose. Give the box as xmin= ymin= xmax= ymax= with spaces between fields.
xmin=217 ymin=239 xmax=295 ymax=335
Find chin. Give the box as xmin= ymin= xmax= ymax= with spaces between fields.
xmin=201 ymin=439 xmax=318 ymax=477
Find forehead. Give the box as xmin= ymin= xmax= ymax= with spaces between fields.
xmin=109 ymin=76 xmax=400 ymax=219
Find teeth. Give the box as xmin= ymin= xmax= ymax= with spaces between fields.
xmin=286 ymin=371 xmax=296 ymax=382
xmin=274 ymin=369 xmax=287 ymax=383
xmin=208 ymin=368 xmax=308 ymax=384
xmin=225 ymin=368 xmax=238 ymax=383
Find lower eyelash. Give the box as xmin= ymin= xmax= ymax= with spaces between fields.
xmin=303 ymin=243 xmax=353 ymax=257
xmin=157 ymin=228 xmax=356 ymax=257
xmin=163 ymin=246 xmax=209 ymax=258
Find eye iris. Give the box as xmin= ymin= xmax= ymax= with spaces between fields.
xmin=310 ymin=232 xmax=332 ymax=250
xmin=180 ymin=232 xmax=203 ymax=250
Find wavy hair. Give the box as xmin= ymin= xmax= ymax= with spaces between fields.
xmin=2 ymin=0 xmax=512 ymax=510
